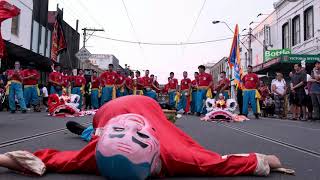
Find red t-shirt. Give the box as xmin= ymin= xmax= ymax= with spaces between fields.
xmin=116 ymin=74 xmax=126 ymax=85
xmin=180 ymin=78 xmax=191 ymax=91
xmin=216 ymin=78 xmax=230 ymax=91
xmin=142 ymin=76 xmax=153 ymax=88
xmin=7 ymin=69 xmax=23 ymax=82
xmin=135 ymin=77 xmax=145 ymax=90
xmin=22 ymin=69 xmax=40 ymax=85
xmin=91 ymin=76 xmax=100 ymax=88
xmin=100 ymin=71 xmax=118 ymax=86
xmin=49 ymin=72 xmax=62 ymax=86
xmin=198 ymin=73 xmax=212 ymax=86
xmin=72 ymin=75 xmax=86 ymax=87
xmin=125 ymin=77 xmax=133 ymax=90
xmin=168 ymin=78 xmax=178 ymax=90
xmin=61 ymin=75 xmax=70 ymax=87
xmin=243 ymin=73 xmax=259 ymax=89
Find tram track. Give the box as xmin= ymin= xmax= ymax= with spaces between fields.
xmin=0 ymin=122 xmax=91 ymax=149
xmin=217 ymin=122 xmax=320 ymax=158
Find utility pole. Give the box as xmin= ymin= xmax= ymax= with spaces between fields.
xmin=248 ymin=27 xmax=253 ymax=66
xmin=82 ymin=28 xmax=104 ymax=48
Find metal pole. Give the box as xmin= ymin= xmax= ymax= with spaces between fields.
xmin=83 ymin=28 xmax=86 ymax=48
xmin=248 ymin=27 xmax=252 ymax=65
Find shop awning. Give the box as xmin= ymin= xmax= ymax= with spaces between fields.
xmin=4 ymin=41 xmax=53 ymax=71
xmin=253 ymin=54 xmax=320 ymax=75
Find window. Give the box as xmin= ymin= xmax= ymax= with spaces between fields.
xmin=292 ymin=16 xmax=300 ymax=46
xmin=282 ymin=23 xmax=290 ymax=49
xmin=11 ymin=15 xmax=20 ymax=36
xmin=304 ymin=6 xmax=314 ymax=40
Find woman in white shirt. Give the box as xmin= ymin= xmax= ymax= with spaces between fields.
xmin=271 ymin=73 xmax=287 ymax=119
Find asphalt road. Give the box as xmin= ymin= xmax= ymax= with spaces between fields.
xmin=0 ymin=111 xmax=319 ymax=180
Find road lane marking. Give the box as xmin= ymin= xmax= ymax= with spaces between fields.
xmin=218 ymin=122 xmax=320 ymax=159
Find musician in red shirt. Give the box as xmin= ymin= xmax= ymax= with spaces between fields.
xmin=168 ymin=72 xmax=178 ymax=110
xmin=48 ymin=65 xmax=62 ymax=96
xmin=99 ymin=64 xmax=118 ymax=105
xmin=150 ymin=74 xmax=160 ymax=93
xmin=215 ymin=71 xmax=231 ymax=99
xmin=71 ymin=69 xmax=86 ymax=109
xmin=177 ymin=71 xmax=191 ymax=113
xmin=133 ymin=71 xmax=144 ymax=95
xmin=191 ymin=72 xmax=199 ymax=114
xmin=91 ymin=71 xmax=100 ymax=109
xmin=142 ymin=70 xmax=157 ymax=100
xmin=7 ymin=61 xmax=27 ymax=113
xmin=125 ymin=71 xmax=134 ymax=95
xmin=116 ymin=69 xmax=126 ymax=98
xmin=61 ymin=70 xmax=70 ymax=95
xmin=242 ymin=65 xmax=260 ymax=118
xmin=195 ymin=65 xmax=213 ymax=116
xmin=22 ymin=62 xmax=40 ymax=112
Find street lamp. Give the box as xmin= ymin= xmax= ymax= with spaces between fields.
xmin=212 ymin=20 xmax=234 ymax=34
xmin=257 ymin=13 xmax=269 ymax=18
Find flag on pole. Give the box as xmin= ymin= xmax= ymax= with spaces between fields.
xmin=51 ymin=13 xmax=66 ymax=62
xmin=228 ymin=24 xmax=242 ymax=88
xmin=0 ymin=1 xmax=20 ymax=59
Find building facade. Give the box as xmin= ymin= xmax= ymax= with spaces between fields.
xmin=240 ymin=0 xmax=320 ymax=76
xmin=89 ymin=54 xmax=120 ymax=70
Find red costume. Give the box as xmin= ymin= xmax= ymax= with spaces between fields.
xmin=22 ymin=69 xmax=40 ymax=85
xmin=216 ymin=78 xmax=230 ymax=91
xmin=48 ymin=72 xmax=62 ymax=86
xmin=142 ymin=76 xmax=152 ymax=88
xmin=180 ymin=78 xmax=191 ymax=91
xmin=7 ymin=69 xmax=23 ymax=82
xmin=243 ymin=73 xmax=259 ymax=89
xmin=61 ymin=74 xmax=70 ymax=88
xmin=168 ymin=78 xmax=178 ymax=90
xmin=100 ymin=71 xmax=118 ymax=86
xmin=27 ymin=96 xmax=269 ymax=177
xmin=198 ymin=73 xmax=212 ymax=87
xmin=125 ymin=77 xmax=133 ymax=90
xmin=91 ymin=76 xmax=100 ymax=89
xmin=135 ymin=77 xmax=144 ymax=90
xmin=116 ymin=74 xmax=125 ymax=86
xmin=72 ymin=75 xmax=86 ymax=87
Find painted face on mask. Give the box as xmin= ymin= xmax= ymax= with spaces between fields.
xmin=96 ymin=114 xmax=161 ymax=180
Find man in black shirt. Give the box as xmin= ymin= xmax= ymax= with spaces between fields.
xmin=290 ymin=64 xmax=307 ymax=120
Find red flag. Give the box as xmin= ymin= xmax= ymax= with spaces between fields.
xmin=0 ymin=1 xmax=20 ymax=58
xmin=51 ymin=14 xmax=66 ymax=62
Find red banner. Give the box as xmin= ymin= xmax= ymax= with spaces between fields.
xmin=0 ymin=0 xmax=20 ymax=58
xmin=50 ymin=14 xmax=66 ymax=62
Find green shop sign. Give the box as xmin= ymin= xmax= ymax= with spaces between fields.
xmin=264 ymin=49 xmax=291 ymax=62
xmin=281 ymin=54 xmax=320 ymax=63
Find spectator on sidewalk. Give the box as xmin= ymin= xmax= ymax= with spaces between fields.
xmin=310 ymin=60 xmax=320 ymax=121
xmin=290 ymin=64 xmax=307 ymax=121
xmin=258 ymin=80 xmax=270 ymax=117
xmin=38 ymin=84 xmax=48 ymax=111
xmin=271 ymin=73 xmax=287 ymax=119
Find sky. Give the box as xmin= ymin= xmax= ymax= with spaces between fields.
xmin=49 ymin=0 xmax=276 ymax=83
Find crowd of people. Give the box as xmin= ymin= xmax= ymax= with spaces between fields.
xmin=0 ymin=60 xmax=319 ymax=120
xmin=257 ymin=61 xmax=320 ymax=121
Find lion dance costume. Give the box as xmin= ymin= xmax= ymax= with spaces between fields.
xmin=5 ymin=96 xmax=276 ymax=179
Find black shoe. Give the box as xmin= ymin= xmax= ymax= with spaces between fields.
xmin=196 ymin=112 xmax=201 ymax=117
xmin=255 ymin=114 xmax=259 ymax=119
xmin=10 ymin=110 xmax=16 ymax=114
xmin=66 ymin=121 xmax=86 ymax=135
xmin=21 ymin=110 xmax=27 ymax=113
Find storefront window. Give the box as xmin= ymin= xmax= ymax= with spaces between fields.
xmin=282 ymin=23 xmax=289 ymax=49
xmin=304 ymin=6 xmax=314 ymax=40
xmin=292 ymin=15 xmax=300 ymax=46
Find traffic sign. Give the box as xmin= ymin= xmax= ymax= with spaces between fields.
xmin=75 ymin=47 xmax=91 ymax=62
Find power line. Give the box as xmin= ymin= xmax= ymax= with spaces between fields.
xmin=121 ymin=0 xmax=148 ymax=67
xmin=186 ymin=0 xmax=207 ymax=42
xmin=91 ymin=34 xmax=235 ymax=46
